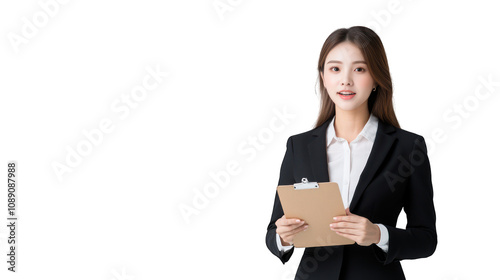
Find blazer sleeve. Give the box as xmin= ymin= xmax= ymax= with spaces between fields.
xmin=265 ymin=136 xmax=296 ymax=264
xmin=372 ymin=136 xmax=438 ymax=265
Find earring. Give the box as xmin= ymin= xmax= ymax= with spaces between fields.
xmin=372 ymin=87 xmax=376 ymax=91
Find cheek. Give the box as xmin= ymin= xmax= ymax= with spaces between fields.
xmin=323 ymin=73 xmax=338 ymax=87
xmin=357 ymin=75 xmax=373 ymax=88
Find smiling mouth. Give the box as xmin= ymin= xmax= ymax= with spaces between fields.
xmin=338 ymin=92 xmax=356 ymax=96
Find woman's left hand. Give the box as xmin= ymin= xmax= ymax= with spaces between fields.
xmin=330 ymin=207 xmax=381 ymax=246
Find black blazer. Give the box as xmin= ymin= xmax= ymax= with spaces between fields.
xmin=265 ymin=118 xmax=437 ymax=280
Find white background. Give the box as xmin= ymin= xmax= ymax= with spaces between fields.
xmin=0 ymin=0 xmax=499 ymax=279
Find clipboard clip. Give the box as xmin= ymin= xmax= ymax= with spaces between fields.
xmin=293 ymin=178 xmax=319 ymax=190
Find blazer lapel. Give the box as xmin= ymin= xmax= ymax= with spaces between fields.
xmin=307 ymin=118 xmax=397 ymax=212
xmin=349 ymin=121 xmax=396 ymax=211
xmin=308 ymin=120 xmax=331 ymax=183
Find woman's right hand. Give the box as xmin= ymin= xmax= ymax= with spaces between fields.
xmin=275 ymin=215 xmax=309 ymax=246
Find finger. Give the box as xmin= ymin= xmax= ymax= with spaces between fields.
xmin=276 ymin=217 xmax=302 ymax=227
xmin=330 ymin=221 xmax=355 ymax=229
xmin=331 ymin=221 xmax=365 ymax=232
xmin=277 ymin=221 xmax=306 ymax=234
xmin=287 ymin=218 xmax=305 ymax=225
xmin=332 ymin=227 xmax=358 ymax=236
xmin=280 ymin=218 xmax=305 ymax=227
xmin=282 ymin=222 xmax=307 ymax=232
xmin=290 ymin=223 xmax=309 ymax=235
xmin=330 ymin=223 xmax=362 ymax=232
xmin=332 ymin=217 xmax=358 ymax=224
xmin=333 ymin=230 xmax=357 ymax=239
xmin=333 ymin=215 xmax=364 ymax=223
xmin=282 ymin=223 xmax=309 ymax=239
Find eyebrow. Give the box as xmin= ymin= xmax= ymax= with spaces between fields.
xmin=326 ymin=60 xmax=367 ymax=64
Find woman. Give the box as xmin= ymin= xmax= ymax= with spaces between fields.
xmin=265 ymin=26 xmax=437 ymax=280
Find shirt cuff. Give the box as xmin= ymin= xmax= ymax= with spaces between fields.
xmin=375 ymin=223 xmax=389 ymax=253
xmin=276 ymin=232 xmax=294 ymax=252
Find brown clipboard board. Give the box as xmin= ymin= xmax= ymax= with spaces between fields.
xmin=277 ymin=178 xmax=355 ymax=248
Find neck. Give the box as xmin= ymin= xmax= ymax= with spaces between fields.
xmin=333 ymin=107 xmax=370 ymax=141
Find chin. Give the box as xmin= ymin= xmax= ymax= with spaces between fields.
xmin=335 ymin=105 xmax=361 ymax=112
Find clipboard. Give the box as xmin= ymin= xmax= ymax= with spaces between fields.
xmin=277 ymin=178 xmax=355 ymax=248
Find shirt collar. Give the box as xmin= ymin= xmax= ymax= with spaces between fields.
xmin=326 ymin=113 xmax=379 ymax=146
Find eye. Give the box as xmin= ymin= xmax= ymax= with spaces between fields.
xmin=355 ymin=67 xmax=365 ymax=72
xmin=330 ymin=67 xmax=339 ymax=72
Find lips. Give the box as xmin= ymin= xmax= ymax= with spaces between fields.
xmin=337 ymin=91 xmax=356 ymax=96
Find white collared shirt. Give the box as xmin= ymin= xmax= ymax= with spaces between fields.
xmin=277 ymin=113 xmax=389 ymax=253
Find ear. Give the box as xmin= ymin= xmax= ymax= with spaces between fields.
xmin=320 ymin=71 xmax=324 ymax=81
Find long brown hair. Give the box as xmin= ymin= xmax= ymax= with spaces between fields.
xmin=314 ymin=26 xmax=400 ymax=129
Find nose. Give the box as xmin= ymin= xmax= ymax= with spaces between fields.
xmin=341 ymin=74 xmax=352 ymax=86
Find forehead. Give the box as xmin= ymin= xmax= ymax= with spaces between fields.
xmin=326 ymin=41 xmax=364 ymax=61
